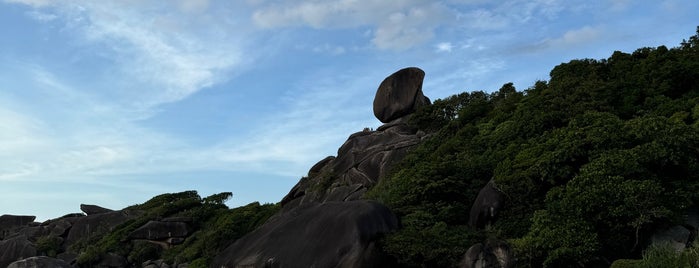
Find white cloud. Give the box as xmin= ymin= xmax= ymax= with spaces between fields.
xmin=12 ymin=1 xmax=250 ymax=111
xmin=555 ymin=26 xmax=601 ymax=46
xmin=252 ymin=0 xmax=453 ymax=50
xmin=436 ymin=42 xmax=453 ymax=52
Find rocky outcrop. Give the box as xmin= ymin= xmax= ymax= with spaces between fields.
xmin=7 ymin=256 xmax=72 ymax=268
xmin=0 ymin=235 xmax=37 ymax=267
xmin=459 ymin=240 xmax=514 ymax=268
xmin=64 ymin=210 xmax=136 ymax=249
xmin=1 ymin=215 xmax=36 ymax=239
xmin=469 ymin=179 xmax=504 ymax=229
xmin=80 ymin=204 xmax=113 ymax=215
xmin=281 ymin=120 xmax=427 ymax=209
xmin=373 ymin=67 xmax=430 ymax=123
xmin=212 ymin=201 xmax=399 ymax=268
xmin=129 ymin=220 xmax=191 ymax=248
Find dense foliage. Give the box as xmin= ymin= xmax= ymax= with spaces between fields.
xmin=369 ymin=27 xmax=699 ymax=267
xmin=70 ymin=191 xmax=279 ymax=267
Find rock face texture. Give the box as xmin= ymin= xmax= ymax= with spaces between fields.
xmin=469 ymin=179 xmax=504 ymax=228
xmin=281 ymin=120 xmax=427 ymax=210
xmin=373 ymin=67 xmax=430 ymax=123
xmin=64 ymin=211 xmax=135 ymax=249
xmin=80 ymin=204 xmax=113 ymax=215
xmin=0 ymin=235 xmax=37 ymax=268
xmin=129 ymin=220 xmax=191 ymax=247
xmin=7 ymin=256 xmax=72 ymax=268
xmin=459 ymin=240 xmax=514 ymax=268
xmin=0 ymin=215 xmax=36 ymax=240
xmin=212 ymin=201 xmax=399 ymax=268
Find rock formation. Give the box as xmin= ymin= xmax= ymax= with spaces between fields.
xmin=281 ymin=67 xmax=431 ymax=210
xmin=373 ymin=67 xmax=430 ymax=123
xmin=80 ymin=204 xmax=113 ymax=215
xmin=0 ymin=235 xmax=37 ymax=267
xmin=212 ymin=201 xmax=399 ymax=268
xmin=7 ymin=256 xmax=72 ymax=268
xmin=469 ymin=179 xmax=504 ymax=228
xmin=213 ymin=67 xmax=433 ymax=267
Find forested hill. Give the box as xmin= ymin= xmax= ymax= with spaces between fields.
xmin=368 ymin=27 xmax=699 ymax=267
xmin=2 ymin=28 xmax=698 ymax=268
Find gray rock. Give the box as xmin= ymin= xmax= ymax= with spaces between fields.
xmin=459 ymin=240 xmax=514 ymax=268
xmin=469 ymin=179 xmax=504 ymax=228
xmin=97 ymin=253 xmax=127 ymax=268
xmin=0 ymin=235 xmax=37 ymax=268
xmin=7 ymin=256 xmax=72 ymax=268
xmin=63 ymin=211 xmax=134 ymax=249
xmin=212 ymin=201 xmax=399 ymax=268
xmin=651 ymin=225 xmax=691 ymax=252
xmin=373 ymin=67 xmax=430 ymax=123
xmin=281 ymin=117 xmax=427 ymax=210
xmin=129 ymin=221 xmax=189 ymax=240
xmin=1 ymin=215 xmax=36 ymax=239
xmin=80 ymin=204 xmax=113 ymax=215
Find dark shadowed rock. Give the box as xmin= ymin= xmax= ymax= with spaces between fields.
xmin=651 ymin=225 xmax=691 ymax=252
xmin=373 ymin=67 xmax=430 ymax=123
xmin=469 ymin=179 xmax=504 ymax=228
xmin=129 ymin=221 xmax=190 ymax=240
xmin=97 ymin=253 xmax=127 ymax=268
xmin=7 ymin=256 xmax=72 ymax=268
xmin=80 ymin=204 xmax=113 ymax=215
xmin=212 ymin=201 xmax=399 ymax=268
xmin=63 ymin=211 xmax=135 ymax=249
xmin=1 ymin=215 xmax=36 ymax=239
xmin=0 ymin=235 xmax=37 ymax=268
xmin=459 ymin=240 xmax=514 ymax=268
xmin=281 ymin=122 xmax=427 ymax=209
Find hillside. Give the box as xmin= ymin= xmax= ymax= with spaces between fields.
xmin=0 ymin=27 xmax=698 ymax=268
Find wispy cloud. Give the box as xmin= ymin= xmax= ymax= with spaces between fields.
xmin=10 ymin=1 xmax=253 ymax=112
xmin=252 ymin=0 xmax=455 ymax=50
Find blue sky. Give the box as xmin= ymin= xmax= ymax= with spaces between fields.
xmin=1 ymin=0 xmax=697 ymax=221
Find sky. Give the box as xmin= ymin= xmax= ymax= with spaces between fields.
xmin=1 ymin=0 xmax=697 ymax=221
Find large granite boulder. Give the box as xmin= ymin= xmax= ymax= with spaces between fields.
xmin=373 ymin=67 xmax=430 ymax=123
xmin=80 ymin=204 xmax=113 ymax=215
xmin=0 ymin=235 xmax=37 ymax=267
xmin=1 ymin=215 xmax=36 ymax=239
xmin=63 ymin=211 xmax=135 ymax=249
xmin=459 ymin=240 xmax=514 ymax=268
xmin=281 ymin=121 xmax=427 ymax=209
xmin=129 ymin=221 xmax=190 ymax=240
xmin=7 ymin=256 xmax=72 ymax=268
xmin=469 ymin=179 xmax=504 ymax=228
xmin=212 ymin=201 xmax=399 ymax=268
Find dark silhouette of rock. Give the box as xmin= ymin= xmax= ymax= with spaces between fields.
xmin=212 ymin=201 xmax=399 ymax=268
xmin=1 ymin=215 xmax=36 ymax=239
xmin=63 ymin=211 xmax=135 ymax=249
xmin=281 ymin=68 xmax=433 ymax=210
xmin=459 ymin=240 xmax=514 ymax=268
xmin=97 ymin=253 xmax=127 ymax=268
xmin=373 ymin=67 xmax=430 ymax=123
xmin=469 ymin=179 xmax=504 ymax=228
xmin=80 ymin=204 xmax=113 ymax=215
xmin=651 ymin=225 xmax=692 ymax=252
xmin=7 ymin=256 xmax=72 ymax=268
xmin=0 ymin=235 xmax=37 ymax=268
xmin=129 ymin=221 xmax=190 ymax=240
xmin=281 ymin=122 xmax=427 ymax=209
